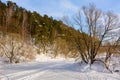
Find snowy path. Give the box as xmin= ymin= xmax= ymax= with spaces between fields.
xmin=0 ymin=61 xmax=120 ymax=80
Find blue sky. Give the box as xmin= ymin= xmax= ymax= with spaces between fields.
xmin=2 ymin=0 xmax=120 ymax=20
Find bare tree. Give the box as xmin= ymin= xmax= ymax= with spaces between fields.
xmin=63 ymin=4 xmax=120 ymax=68
xmin=0 ymin=33 xmax=23 ymax=63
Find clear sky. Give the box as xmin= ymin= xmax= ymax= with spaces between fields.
xmin=2 ymin=0 xmax=120 ymax=20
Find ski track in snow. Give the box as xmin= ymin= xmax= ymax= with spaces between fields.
xmin=0 ymin=61 xmax=120 ymax=80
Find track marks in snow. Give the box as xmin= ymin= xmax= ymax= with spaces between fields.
xmin=0 ymin=61 xmax=120 ymax=80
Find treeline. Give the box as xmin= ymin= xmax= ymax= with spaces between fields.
xmin=0 ymin=1 xmax=88 ymax=58
xmin=0 ymin=1 xmax=62 ymax=43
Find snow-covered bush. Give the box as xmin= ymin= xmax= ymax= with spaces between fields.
xmin=0 ymin=33 xmax=37 ymax=63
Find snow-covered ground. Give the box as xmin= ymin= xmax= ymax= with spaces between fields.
xmin=0 ymin=54 xmax=120 ymax=80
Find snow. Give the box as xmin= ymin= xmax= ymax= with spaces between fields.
xmin=35 ymin=54 xmax=74 ymax=62
xmin=0 ymin=55 xmax=120 ymax=80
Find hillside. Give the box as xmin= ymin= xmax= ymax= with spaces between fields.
xmin=0 ymin=0 xmax=89 ymax=63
